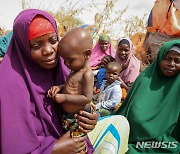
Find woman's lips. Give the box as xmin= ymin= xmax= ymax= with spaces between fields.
xmin=43 ymin=58 xmax=56 ymax=64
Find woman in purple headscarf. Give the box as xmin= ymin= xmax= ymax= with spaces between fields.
xmin=0 ymin=9 xmax=97 ymax=154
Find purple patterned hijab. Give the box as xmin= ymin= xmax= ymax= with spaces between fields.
xmin=0 ymin=9 xmax=93 ymax=154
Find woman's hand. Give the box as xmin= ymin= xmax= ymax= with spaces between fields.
xmin=91 ymin=65 xmax=100 ymax=70
xmin=75 ymin=104 xmax=98 ymax=134
xmin=51 ymin=131 xmax=87 ymax=154
xmin=101 ymin=55 xmax=115 ymax=67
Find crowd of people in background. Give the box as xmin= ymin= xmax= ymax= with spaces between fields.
xmin=0 ymin=0 xmax=179 ymax=153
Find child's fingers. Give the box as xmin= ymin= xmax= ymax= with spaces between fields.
xmin=47 ymin=90 xmax=52 ymax=97
xmin=51 ymin=87 xmax=56 ymax=94
xmin=54 ymin=88 xmax=60 ymax=94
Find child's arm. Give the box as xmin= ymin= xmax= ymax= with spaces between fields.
xmin=118 ymin=77 xmax=130 ymax=91
xmin=54 ymin=70 xmax=94 ymax=106
xmin=47 ymin=84 xmax=64 ymax=97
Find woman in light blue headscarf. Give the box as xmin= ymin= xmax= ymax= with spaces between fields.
xmin=0 ymin=30 xmax=13 ymax=62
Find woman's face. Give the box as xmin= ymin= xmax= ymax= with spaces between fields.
xmin=160 ymin=50 xmax=180 ymax=77
xmin=99 ymin=40 xmax=109 ymax=52
xmin=30 ymin=33 xmax=59 ymax=69
xmin=117 ymin=44 xmax=130 ymax=60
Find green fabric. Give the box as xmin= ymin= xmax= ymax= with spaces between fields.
xmin=98 ymin=108 xmax=111 ymax=117
xmin=0 ymin=30 xmax=13 ymax=57
xmin=114 ymin=40 xmax=180 ymax=153
xmin=99 ymin=34 xmax=110 ymax=42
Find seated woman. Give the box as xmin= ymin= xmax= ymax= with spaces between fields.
xmin=90 ymin=34 xmax=115 ymax=72
xmin=115 ymin=38 xmax=140 ymax=88
xmin=0 ymin=9 xmax=130 ymax=154
xmin=0 ymin=9 xmax=95 ymax=154
xmin=114 ymin=40 xmax=180 ymax=153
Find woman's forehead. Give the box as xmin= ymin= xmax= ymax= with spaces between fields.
xmin=166 ymin=50 xmax=180 ymax=57
xmin=99 ymin=40 xmax=109 ymax=44
xmin=118 ymin=44 xmax=130 ymax=48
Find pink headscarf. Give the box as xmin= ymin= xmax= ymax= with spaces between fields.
xmin=115 ymin=38 xmax=140 ymax=84
xmin=90 ymin=40 xmax=115 ymax=67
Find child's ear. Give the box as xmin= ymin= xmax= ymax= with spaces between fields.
xmin=84 ymin=49 xmax=91 ymax=59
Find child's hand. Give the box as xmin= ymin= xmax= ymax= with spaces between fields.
xmin=53 ymin=93 xmax=65 ymax=103
xmin=118 ymin=77 xmax=130 ymax=91
xmin=47 ymin=86 xmax=61 ymax=98
xmin=117 ymin=76 xmax=124 ymax=83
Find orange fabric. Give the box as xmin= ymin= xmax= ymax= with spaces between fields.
xmin=121 ymin=88 xmax=127 ymax=101
xmin=151 ymin=0 xmax=180 ymax=36
xmin=29 ymin=15 xmax=55 ymax=40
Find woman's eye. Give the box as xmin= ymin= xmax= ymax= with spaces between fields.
xmin=174 ymin=59 xmax=180 ymax=64
xmin=50 ymin=37 xmax=58 ymax=44
xmin=31 ymin=44 xmax=41 ymax=49
xmin=164 ymin=57 xmax=171 ymax=62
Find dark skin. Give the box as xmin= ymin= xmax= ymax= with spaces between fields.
xmin=52 ymin=132 xmax=87 ymax=154
xmin=117 ymin=44 xmax=130 ymax=71
xmin=30 ymin=32 xmax=98 ymax=154
xmin=101 ymin=55 xmax=115 ymax=67
xmin=106 ymin=62 xmax=121 ymax=85
xmin=105 ymin=62 xmax=129 ymax=91
xmin=91 ymin=55 xmax=114 ymax=70
xmin=48 ymin=28 xmax=94 ymax=113
xmin=160 ymin=50 xmax=180 ymax=77
xmin=116 ymin=43 xmax=132 ymax=90
xmin=99 ymin=40 xmax=109 ymax=52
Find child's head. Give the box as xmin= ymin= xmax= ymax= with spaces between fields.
xmin=59 ymin=27 xmax=93 ymax=71
xmin=106 ymin=62 xmax=121 ymax=84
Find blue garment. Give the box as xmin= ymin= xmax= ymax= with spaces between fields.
xmin=96 ymin=80 xmax=122 ymax=110
xmin=0 ymin=31 xmax=13 ymax=57
xmin=96 ymin=67 xmax=106 ymax=88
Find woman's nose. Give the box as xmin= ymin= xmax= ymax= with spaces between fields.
xmin=42 ymin=43 xmax=53 ymax=55
xmin=168 ymin=60 xmax=175 ymax=67
xmin=122 ymin=50 xmax=126 ymax=54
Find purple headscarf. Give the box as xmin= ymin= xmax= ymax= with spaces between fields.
xmin=0 ymin=9 xmax=93 ymax=154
